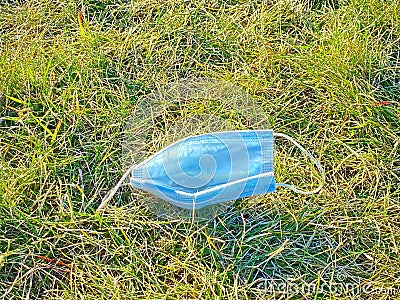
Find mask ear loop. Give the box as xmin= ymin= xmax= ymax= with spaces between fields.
xmin=97 ymin=164 xmax=136 ymax=212
xmin=273 ymin=132 xmax=325 ymax=195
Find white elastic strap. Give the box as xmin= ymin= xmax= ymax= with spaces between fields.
xmin=97 ymin=164 xmax=136 ymax=211
xmin=273 ymin=132 xmax=325 ymax=195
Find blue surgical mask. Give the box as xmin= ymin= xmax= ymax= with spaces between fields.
xmin=97 ymin=130 xmax=325 ymax=211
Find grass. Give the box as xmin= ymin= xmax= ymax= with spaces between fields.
xmin=0 ymin=0 xmax=399 ymax=299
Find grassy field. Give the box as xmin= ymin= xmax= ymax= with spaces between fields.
xmin=1 ymin=0 xmax=399 ymax=299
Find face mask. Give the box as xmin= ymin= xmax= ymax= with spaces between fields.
xmin=97 ymin=130 xmax=325 ymax=211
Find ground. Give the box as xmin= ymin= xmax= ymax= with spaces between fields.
xmin=0 ymin=0 xmax=399 ymax=299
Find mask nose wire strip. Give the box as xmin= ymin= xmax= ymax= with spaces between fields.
xmin=273 ymin=132 xmax=325 ymax=195
xmin=97 ymin=164 xmax=137 ymax=211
